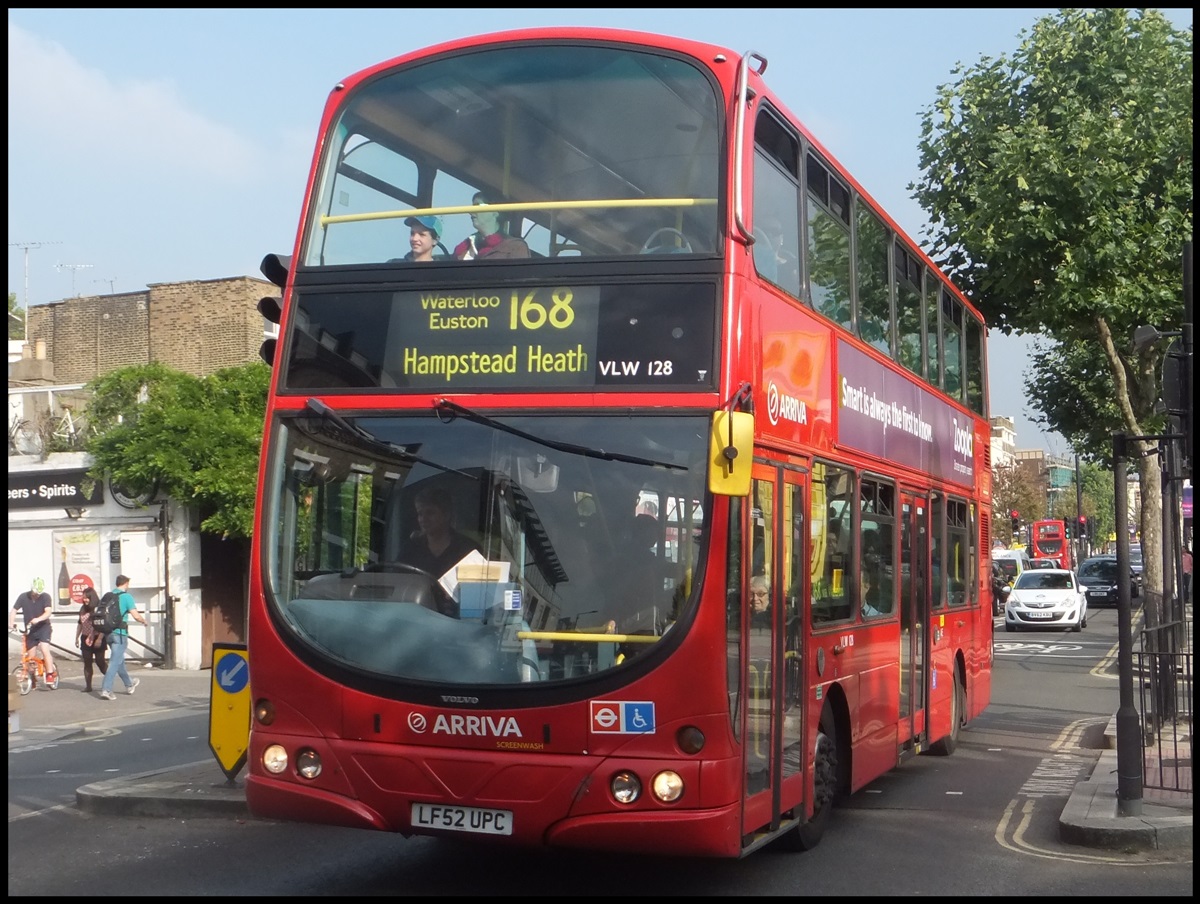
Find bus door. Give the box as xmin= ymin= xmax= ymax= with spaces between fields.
xmin=742 ymin=460 xmax=807 ymax=842
xmin=898 ymin=492 xmax=930 ymax=753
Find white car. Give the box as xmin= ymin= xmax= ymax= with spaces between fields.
xmin=1004 ymin=567 xmax=1088 ymax=632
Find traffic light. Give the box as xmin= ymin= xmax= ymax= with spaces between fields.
xmin=1078 ymin=515 xmax=1088 ymax=540
xmin=257 ymin=253 xmax=291 ymax=366
xmin=1010 ymin=510 xmax=1019 ymax=533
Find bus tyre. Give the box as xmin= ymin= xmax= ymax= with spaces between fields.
xmin=784 ymin=707 xmax=838 ymax=852
xmin=929 ymin=669 xmax=963 ymax=756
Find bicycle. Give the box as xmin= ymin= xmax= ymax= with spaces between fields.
xmin=10 ymin=627 xmax=60 ymax=694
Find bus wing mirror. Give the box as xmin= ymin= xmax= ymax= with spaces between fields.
xmin=708 ymin=410 xmax=753 ymax=497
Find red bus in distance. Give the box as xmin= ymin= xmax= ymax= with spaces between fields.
xmin=1031 ymin=518 xmax=1074 ymax=570
xmin=244 ymin=27 xmax=993 ymax=858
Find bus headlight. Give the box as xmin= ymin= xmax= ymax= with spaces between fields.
xmin=651 ymin=770 xmax=684 ymax=802
xmin=262 ymin=744 xmax=289 ymax=774
xmin=296 ymin=748 xmax=322 ymax=779
xmin=610 ymin=770 xmax=642 ymax=804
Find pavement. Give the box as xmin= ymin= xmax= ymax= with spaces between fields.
xmin=8 ymin=652 xmax=1191 ymax=851
xmin=7 ymin=653 xmax=249 ymax=818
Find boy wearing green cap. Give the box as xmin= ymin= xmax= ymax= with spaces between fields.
xmin=9 ymin=577 xmax=57 ymax=687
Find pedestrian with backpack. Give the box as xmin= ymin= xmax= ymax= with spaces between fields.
xmin=97 ymin=575 xmax=147 ymax=701
xmin=76 ymin=587 xmax=109 ymax=693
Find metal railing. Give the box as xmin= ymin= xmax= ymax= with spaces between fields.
xmin=1137 ymin=605 xmax=1193 ymax=795
xmin=26 ymin=634 xmax=167 ymax=671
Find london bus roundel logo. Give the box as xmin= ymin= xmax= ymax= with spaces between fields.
xmin=407 ymin=712 xmax=428 ymax=733
xmin=593 ymin=706 xmax=619 ymax=729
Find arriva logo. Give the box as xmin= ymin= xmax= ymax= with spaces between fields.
xmin=408 ymin=711 xmax=524 ymax=738
xmin=953 ymin=418 xmax=974 ymax=458
xmin=766 ymin=380 xmax=808 ymax=427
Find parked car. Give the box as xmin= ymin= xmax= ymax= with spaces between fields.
xmin=1077 ymin=555 xmax=1140 ymax=607
xmin=990 ymin=562 xmax=1012 ymax=617
xmin=1003 ymin=567 xmax=1088 ymax=632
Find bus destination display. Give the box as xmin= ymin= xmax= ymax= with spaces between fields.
xmin=285 ymin=282 xmax=717 ymax=392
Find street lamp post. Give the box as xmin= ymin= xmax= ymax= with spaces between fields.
xmin=1075 ymin=454 xmax=1085 ymax=566
xmin=1112 ymin=434 xmax=1143 ymax=816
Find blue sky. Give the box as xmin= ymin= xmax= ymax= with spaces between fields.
xmin=7 ymin=8 xmax=1192 ymax=454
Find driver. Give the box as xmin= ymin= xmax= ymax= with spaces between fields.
xmin=401 ymin=486 xmax=480 ymax=581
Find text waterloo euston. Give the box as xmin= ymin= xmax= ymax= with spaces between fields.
xmin=289 ymin=283 xmax=718 ymax=392
xmin=404 ymin=288 xmax=592 ymax=381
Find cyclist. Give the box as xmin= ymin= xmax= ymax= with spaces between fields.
xmin=9 ymin=577 xmax=57 ymax=688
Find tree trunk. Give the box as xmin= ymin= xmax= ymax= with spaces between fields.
xmin=1135 ymin=444 xmax=1163 ymax=620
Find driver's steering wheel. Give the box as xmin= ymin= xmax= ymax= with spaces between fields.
xmin=364 ymin=561 xmax=455 ymax=615
xmin=640 ymin=227 xmax=693 ymax=254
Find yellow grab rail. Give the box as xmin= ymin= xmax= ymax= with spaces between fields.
xmin=321 ymin=197 xmax=716 ymax=227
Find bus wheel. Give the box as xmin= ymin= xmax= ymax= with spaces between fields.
xmin=929 ymin=669 xmax=963 ymax=756
xmin=783 ymin=707 xmax=839 ymax=851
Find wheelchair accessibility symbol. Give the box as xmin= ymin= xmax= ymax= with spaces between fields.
xmin=590 ymin=700 xmax=656 ymax=734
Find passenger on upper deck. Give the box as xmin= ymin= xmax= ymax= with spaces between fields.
xmin=397 ymin=215 xmax=447 ymax=262
xmin=754 ymin=213 xmax=800 ymax=294
xmin=454 ymin=192 xmax=530 ymax=260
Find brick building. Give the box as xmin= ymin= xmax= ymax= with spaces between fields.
xmin=8 ymin=276 xmax=273 ymax=671
xmin=22 ymin=276 xmax=272 ymax=384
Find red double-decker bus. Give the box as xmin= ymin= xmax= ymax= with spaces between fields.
xmin=1031 ymin=518 xmax=1073 ymax=569
xmin=245 ymin=27 xmax=994 ymax=858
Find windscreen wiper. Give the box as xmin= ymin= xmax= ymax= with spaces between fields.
xmin=433 ymin=398 xmax=685 ymax=471
xmin=303 ymin=398 xmax=471 ymax=477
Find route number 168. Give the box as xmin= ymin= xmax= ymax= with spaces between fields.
xmin=510 ymin=289 xmax=575 ymax=330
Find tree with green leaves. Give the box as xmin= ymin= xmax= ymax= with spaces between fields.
xmin=84 ymin=362 xmax=270 ymax=539
xmin=911 ymin=8 xmax=1192 ymax=599
xmin=992 ymin=461 xmax=1042 ymax=546
xmin=1072 ymin=459 xmax=1118 ymax=556
xmin=8 ymin=292 xmax=25 ymax=340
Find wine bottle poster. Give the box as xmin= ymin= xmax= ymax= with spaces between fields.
xmin=50 ymin=530 xmax=101 ymax=608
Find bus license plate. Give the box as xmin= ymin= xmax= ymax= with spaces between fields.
xmin=411 ymin=802 xmax=513 ymax=836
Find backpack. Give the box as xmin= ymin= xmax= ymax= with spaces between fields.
xmin=96 ymin=591 xmax=126 ymax=634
